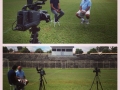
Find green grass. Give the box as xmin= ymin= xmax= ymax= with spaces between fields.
xmin=3 ymin=68 xmax=117 ymax=90
xmin=3 ymin=0 xmax=117 ymax=43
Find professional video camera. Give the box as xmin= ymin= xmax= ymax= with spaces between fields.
xmin=93 ymin=67 xmax=100 ymax=76
xmin=36 ymin=67 xmax=46 ymax=76
xmin=14 ymin=0 xmax=50 ymax=31
xmin=12 ymin=0 xmax=50 ymax=43
xmin=93 ymin=67 xmax=100 ymax=73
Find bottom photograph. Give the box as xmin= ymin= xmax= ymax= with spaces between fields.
xmin=3 ymin=45 xmax=117 ymax=90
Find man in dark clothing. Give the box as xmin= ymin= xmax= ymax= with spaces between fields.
xmin=8 ymin=65 xmax=24 ymax=90
xmin=50 ymin=0 xmax=64 ymax=22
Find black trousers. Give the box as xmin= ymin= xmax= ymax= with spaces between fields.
xmin=13 ymin=81 xmax=24 ymax=90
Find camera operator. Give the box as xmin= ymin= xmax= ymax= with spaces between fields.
xmin=16 ymin=66 xmax=29 ymax=85
xmin=50 ymin=0 xmax=64 ymax=22
xmin=8 ymin=65 xmax=24 ymax=90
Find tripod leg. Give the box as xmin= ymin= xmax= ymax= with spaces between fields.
xmin=39 ymin=80 xmax=40 ymax=90
xmin=39 ymin=78 xmax=43 ymax=90
xmin=39 ymin=75 xmax=46 ymax=90
xmin=89 ymin=76 xmax=96 ymax=90
xmin=96 ymin=80 xmax=98 ymax=90
xmin=42 ymin=80 xmax=45 ymax=90
xmin=98 ymin=77 xmax=103 ymax=90
xmin=39 ymin=83 xmax=40 ymax=90
xmin=43 ymin=76 xmax=47 ymax=84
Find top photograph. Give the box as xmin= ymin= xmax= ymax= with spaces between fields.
xmin=3 ymin=0 xmax=117 ymax=44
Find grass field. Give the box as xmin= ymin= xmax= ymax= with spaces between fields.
xmin=3 ymin=68 xmax=117 ymax=90
xmin=3 ymin=0 xmax=117 ymax=43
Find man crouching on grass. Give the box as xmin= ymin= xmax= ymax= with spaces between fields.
xmin=76 ymin=0 xmax=92 ymax=24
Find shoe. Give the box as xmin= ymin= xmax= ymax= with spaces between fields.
xmin=85 ymin=20 xmax=90 ymax=24
xmin=55 ymin=21 xmax=59 ymax=23
xmin=81 ymin=18 xmax=85 ymax=24
xmin=86 ymin=21 xmax=90 ymax=24
xmin=81 ymin=20 xmax=85 ymax=24
xmin=55 ymin=18 xmax=58 ymax=22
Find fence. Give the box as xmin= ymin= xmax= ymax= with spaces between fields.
xmin=3 ymin=60 xmax=117 ymax=68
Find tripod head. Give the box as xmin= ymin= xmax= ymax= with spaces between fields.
xmin=93 ymin=67 xmax=100 ymax=76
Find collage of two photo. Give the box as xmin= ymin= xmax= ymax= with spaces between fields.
xmin=3 ymin=0 xmax=118 ymax=90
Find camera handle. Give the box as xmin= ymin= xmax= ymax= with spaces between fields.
xmin=29 ymin=26 xmax=41 ymax=43
xmin=39 ymin=75 xmax=47 ymax=90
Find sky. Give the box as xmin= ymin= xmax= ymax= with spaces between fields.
xmin=5 ymin=45 xmax=102 ymax=53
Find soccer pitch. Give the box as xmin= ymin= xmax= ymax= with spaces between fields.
xmin=3 ymin=0 xmax=117 ymax=43
xmin=3 ymin=68 xmax=117 ymax=90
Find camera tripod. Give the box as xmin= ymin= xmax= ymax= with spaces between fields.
xmin=89 ymin=73 xmax=103 ymax=90
xmin=39 ymin=74 xmax=47 ymax=90
xmin=29 ymin=26 xmax=41 ymax=43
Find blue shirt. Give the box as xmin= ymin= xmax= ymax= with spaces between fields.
xmin=50 ymin=0 xmax=59 ymax=10
xmin=16 ymin=70 xmax=25 ymax=78
xmin=80 ymin=0 xmax=91 ymax=10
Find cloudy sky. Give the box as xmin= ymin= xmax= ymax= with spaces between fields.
xmin=5 ymin=45 xmax=115 ymax=53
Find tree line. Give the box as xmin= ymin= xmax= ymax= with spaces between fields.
xmin=3 ymin=46 xmax=117 ymax=54
xmin=3 ymin=46 xmax=51 ymax=53
xmin=75 ymin=46 xmax=117 ymax=54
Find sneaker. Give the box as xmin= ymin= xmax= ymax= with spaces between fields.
xmin=81 ymin=20 xmax=85 ymax=24
xmin=85 ymin=19 xmax=90 ymax=24
xmin=55 ymin=21 xmax=59 ymax=23
xmin=81 ymin=18 xmax=85 ymax=24
xmin=86 ymin=21 xmax=90 ymax=24
xmin=55 ymin=18 xmax=58 ymax=22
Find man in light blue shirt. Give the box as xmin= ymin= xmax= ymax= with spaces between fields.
xmin=76 ymin=0 xmax=92 ymax=24
xmin=16 ymin=66 xmax=29 ymax=85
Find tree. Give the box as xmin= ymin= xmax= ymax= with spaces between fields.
xmin=35 ymin=48 xmax=44 ymax=53
xmin=3 ymin=47 xmax=9 ymax=53
xmin=75 ymin=48 xmax=83 ymax=54
xmin=79 ymin=49 xmax=83 ymax=54
xmin=111 ymin=47 xmax=117 ymax=53
xmin=20 ymin=47 xmax=30 ymax=53
xmin=102 ymin=48 xmax=111 ymax=53
xmin=9 ymin=48 xmax=13 ymax=52
xmin=47 ymin=50 xmax=52 ymax=53
xmin=87 ymin=48 xmax=97 ymax=54
xmin=96 ymin=46 xmax=109 ymax=52
xmin=75 ymin=49 xmax=79 ymax=54
xmin=17 ymin=46 xmax=23 ymax=51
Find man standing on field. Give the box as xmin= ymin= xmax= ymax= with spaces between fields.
xmin=76 ymin=0 xmax=92 ymax=24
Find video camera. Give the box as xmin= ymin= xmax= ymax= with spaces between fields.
xmin=36 ymin=67 xmax=46 ymax=76
xmin=93 ymin=67 xmax=100 ymax=76
xmin=13 ymin=0 xmax=50 ymax=31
